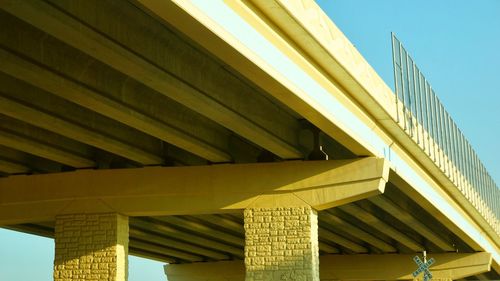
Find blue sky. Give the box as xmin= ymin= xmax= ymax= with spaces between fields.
xmin=1 ymin=1 xmax=499 ymax=280
xmin=317 ymin=0 xmax=500 ymax=184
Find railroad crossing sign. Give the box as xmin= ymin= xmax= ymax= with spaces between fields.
xmin=412 ymin=254 xmax=435 ymax=281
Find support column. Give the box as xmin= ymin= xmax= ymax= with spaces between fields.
xmin=244 ymin=206 xmax=319 ymax=281
xmin=53 ymin=213 xmax=129 ymax=281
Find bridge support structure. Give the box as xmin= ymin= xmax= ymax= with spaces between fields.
xmin=164 ymin=253 xmax=492 ymax=281
xmin=244 ymin=206 xmax=320 ymax=281
xmin=53 ymin=213 xmax=129 ymax=281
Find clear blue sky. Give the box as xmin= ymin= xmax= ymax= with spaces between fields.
xmin=1 ymin=1 xmax=498 ymax=280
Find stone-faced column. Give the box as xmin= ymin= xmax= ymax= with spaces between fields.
xmin=53 ymin=213 xmax=129 ymax=281
xmin=244 ymin=206 xmax=319 ymax=281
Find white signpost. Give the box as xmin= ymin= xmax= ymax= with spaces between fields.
xmin=412 ymin=252 xmax=435 ymax=281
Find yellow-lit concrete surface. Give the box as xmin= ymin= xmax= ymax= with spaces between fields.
xmin=54 ymin=213 xmax=128 ymax=281
xmin=0 ymin=0 xmax=498 ymax=280
xmin=164 ymin=253 xmax=491 ymax=280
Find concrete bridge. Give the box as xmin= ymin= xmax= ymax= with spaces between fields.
xmin=0 ymin=0 xmax=498 ymax=280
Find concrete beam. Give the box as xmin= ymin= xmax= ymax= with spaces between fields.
xmin=0 ymin=158 xmax=30 ymax=174
xmin=0 ymin=129 xmax=95 ymax=168
xmin=368 ymin=195 xmax=456 ymax=252
xmin=338 ymin=203 xmax=424 ymax=252
xmin=0 ymin=95 xmax=162 ymax=165
xmin=154 ymin=216 xmax=245 ymax=247
xmin=131 ymin=218 xmax=244 ymax=258
xmin=136 ymin=0 xmax=371 ymax=156
xmin=0 ymin=145 xmax=63 ymax=173
xmin=0 ymin=0 xmax=303 ymax=160
xmin=129 ymin=239 xmax=204 ymax=263
xmin=0 ymin=157 xmax=388 ymax=224
xmin=129 ymin=227 xmax=231 ymax=260
xmin=318 ymin=227 xmax=368 ymax=253
xmin=320 ymin=210 xmax=396 ymax=252
xmin=163 ymin=253 xmax=492 ymax=281
xmin=0 ymin=47 xmax=231 ymax=163
xmin=319 ymin=252 xmax=492 ymax=280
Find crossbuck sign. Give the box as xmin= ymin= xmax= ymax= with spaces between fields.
xmin=412 ymin=255 xmax=435 ymax=281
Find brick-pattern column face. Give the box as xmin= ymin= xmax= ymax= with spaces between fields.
xmin=244 ymin=206 xmax=319 ymax=281
xmin=54 ymin=213 xmax=129 ymax=281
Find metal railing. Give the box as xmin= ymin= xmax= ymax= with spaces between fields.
xmin=391 ymin=33 xmax=499 ymax=234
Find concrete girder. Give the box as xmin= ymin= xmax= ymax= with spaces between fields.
xmin=0 ymin=47 xmax=231 ymax=163
xmin=318 ymin=227 xmax=368 ymax=253
xmin=0 ymin=145 xmax=65 ymax=173
xmin=338 ymin=203 xmax=425 ymax=252
xmin=0 ymin=94 xmax=162 ymax=165
xmin=163 ymin=253 xmax=492 ymax=281
xmin=0 ymin=127 xmax=95 ymax=168
xmin=131 ymin=217 xmax=244 ymax=258
xmin=320 ymin=210 xmax=397 ymax=252
xmin=0 ymin=158 xmax=30 ymax=174
xmin=0 ymin=0 xmax=303 ymax=160
xmin=368 ymin=196 xmax=456 ymax=252
xmin=129 ymin=227 xmax=231 ymax=261
xmin=154 ymin=216 xmax=245 ymax=247
xmin=320 ymin=253 xmax=492 ymax=280
xmin=136 ymin=0 xmax=372 ymax=157
xmin=0 ymin=157 xmax=388 ymax=224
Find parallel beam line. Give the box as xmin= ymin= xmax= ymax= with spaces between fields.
xmin=339 ymin=204 xmax=424 ymax=252
xmin=129 ymin=228 xmax=230 ymax=260
xmin=0 ymin=129 xmax=94 ymax=168
xmin=129 ymin=247 xmax=177 ymax=264
xmin=0 ymin=95 xmax=162 ymax=165
xmin=0 ymin=47 xmax=231 ymax=163
xmin=155 ymin=216 xmax=245 ymax=247
xmin=318 ymin=242 xmax=340 ymax=254
xmin=0 ymin=159 xmax=30 ymax=174
xmin=321 ymin=211 xmax=397 ymax=252
xmin=130 ymin=238 xmax=204 ymax=262
xmin=318 ymin=227 xmax=368 ymax=253
xmin=1 ymin=0 xmax=302 ymax=159
xmin=368 ymin=196 xmax=455 ymax=251
xmin=192 ymin=214 xmax=245 ymax=235
xmin=131 ymin=218 xmax=244 ymax=258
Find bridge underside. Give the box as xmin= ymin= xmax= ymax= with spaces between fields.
xmin=3 ymin=165 xmax=499 ymax=280
xmin=0 ymin=0 xmax=498 ymax=280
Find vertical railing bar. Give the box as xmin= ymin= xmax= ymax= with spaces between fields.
xmin=471 ymin=144 xmax=478 ymax=203
xmin=399 ymin=42 xmax=408 ymax=131
xmin=432 ymin=90 xmax=441 ymax=168
xmin=425 ymin=80 xmax=434 ymax=161
xmin=481 ymin=162 xmax=488 ymax=211
xmin=442 ymin=105 xmax=450 ymax=176
xmin=391 ymin=33 xmax=400 ymax=123
xmin=412 ymin=63 xmax=420 ymax=144
xmin=419 ymin=72 xmax=428 ymax=153
xmin=485 ymin=171 xmax=491 ymax=216
xmin=475 ymin=151 xmax=482 ymax=208
xmin=447 ymin=114 xmax=455 ymax=182
xmin=460 ymin=132 xmax=473 ymax=198
xmin=442 ymin=106 xmax=450 ymax=177
xmin=453 ymin=122 xmax=463 ymax=185
xmin=435 ymin=91 xmax=443 ymax=167
xmin=482 ymin=164 xmax=487 ymax=216
xmin=463 ymin=134 xmax=470 ymax=185
xmin=405 ymin=52 xmax=414 ymax=137
xmin=452 ymin=122 xmax=461 ymax=188
xmin=436 ymin=95 xmax=444 ymax=171
xmin=467 ymin=137 xmax=475 ymax=197
xmin=446 ymin=111 xmax=455 ymax=181
xmin=478 ymin=159 xmax=485 ymax=212
xmin=458 ymin=129 xmax=465 ymax=188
